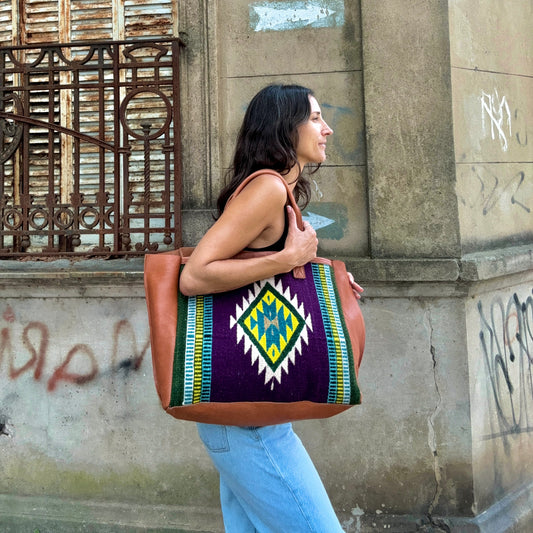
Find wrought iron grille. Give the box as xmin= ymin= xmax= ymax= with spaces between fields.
xmin=0 ymin=38 xmax=183 ymax=258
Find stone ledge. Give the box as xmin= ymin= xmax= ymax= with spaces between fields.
xmin=344 ymin=257 xmax=460 ymax=282
xmin=0 ymin=244 xmax=530 ymax=285
xmin=343 ymin=244 xmax=533 ymax=283
xmin=459 ymin=244 xmax=533 ymax=281
xmin=0 ymin=257 xmax=145 ymax=284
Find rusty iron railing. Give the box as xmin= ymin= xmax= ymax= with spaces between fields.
xmin=0 ymin=38 xmax=184 ymax=258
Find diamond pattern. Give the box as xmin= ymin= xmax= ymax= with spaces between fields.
xmin=239 ymin=284 xmax=304 ymax=371
xmin=230 ymin=278 xmax=313 ymax=386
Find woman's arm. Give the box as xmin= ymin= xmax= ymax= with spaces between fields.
xmin=180 ymin=175 xmax=318 ymax=296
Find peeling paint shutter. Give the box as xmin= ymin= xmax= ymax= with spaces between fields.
xmin=68 ymin=0 xmax=115 ymax=208
xmin=22 ymin=1 xmax=61 ymax=200
xmin=24 ymin=0 xmax=60 ymax=44
xmin=1 ymin=0 xmax=179 ymax=241
xmin=70 ymin=1 xmax=113 ymax=42
xmin=0 ymin=2 xmax=12 ymax=46
xmin=124 ymin=0 xmax=175 ymax=38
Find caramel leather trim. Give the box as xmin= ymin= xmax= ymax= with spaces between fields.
xmin=143 ymin=169 xmax=366 ymax=425
xmin=144 ymin=250 xmax=182 ymax=409
xmin=165 ymin=401 xmax=352 ymax=426
xmin=144 ymin=252 xmax=365 ymax=422
xmin=332 ymin=260 xmax=365 ymax=376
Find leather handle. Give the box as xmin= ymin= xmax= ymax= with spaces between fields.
xmin=229 ymin=170 xmax=308 ymax=278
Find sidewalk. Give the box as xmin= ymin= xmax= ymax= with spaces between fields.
xmin=0 ymin=494 xmax=223 ymax=533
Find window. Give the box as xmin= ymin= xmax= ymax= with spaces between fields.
xmin=0 ymin=0 xmax=182 ymax=257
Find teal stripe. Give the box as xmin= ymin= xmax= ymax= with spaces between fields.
xmin=321 ymin=264 xmax=351 ymax=403
xmin=200 ymin=296 xmax=213 ymax=401
xmin=312 ymin=263 xmax=339 ymax=403
xmin=326 ymin=265 xmax=361 ymax=404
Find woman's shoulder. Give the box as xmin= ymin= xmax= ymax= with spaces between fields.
xmin=232 ymin=171 xmax=288 ymax=206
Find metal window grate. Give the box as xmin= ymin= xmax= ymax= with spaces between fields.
xmin=0 ymin=38 xmax=184 ymax=258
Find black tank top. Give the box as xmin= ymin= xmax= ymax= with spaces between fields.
xmin=245 ymin=209 xmax=289 ymax=252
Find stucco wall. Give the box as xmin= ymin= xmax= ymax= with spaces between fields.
xmin=467 ymin=276 xmax=533 ymax=514
xmin=1 ymin=263 xmax=531 ymax=531
xmin=449 ymin=0 xmax=533 ymax=252
xmin=182 ymin=0 xmax=369 ymax=257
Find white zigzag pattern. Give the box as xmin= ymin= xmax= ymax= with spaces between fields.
xmin=229 ymin=277 xmax=313 ymax=387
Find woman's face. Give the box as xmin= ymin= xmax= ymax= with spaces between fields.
xmin=296 ymin=96 xmax=333 ymax=167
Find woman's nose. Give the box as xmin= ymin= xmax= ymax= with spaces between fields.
xmin=323 ymin=122 xmax=333 ymax=135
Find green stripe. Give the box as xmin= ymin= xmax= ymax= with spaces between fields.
xmin=329 ymin=267 xmax=360 ymax=404
xmin=170 ymin=267 xmax=188 ymax=407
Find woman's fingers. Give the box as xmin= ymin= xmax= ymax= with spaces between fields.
xmin=348 ymin=272 xmax=364 ymax=300
xmin=285 ymin=206 xmax=317 ymax=265
xmin=286 ymin=205 xmax=297 ymax=227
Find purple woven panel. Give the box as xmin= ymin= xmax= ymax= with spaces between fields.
xmin=209 ymin=275 xmax=330 ymax=403
xmin=173 ymin=262 xmax=358 ymax=406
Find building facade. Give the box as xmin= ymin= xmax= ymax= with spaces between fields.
xmin=0 ymin=1 xmax=532 ymax=531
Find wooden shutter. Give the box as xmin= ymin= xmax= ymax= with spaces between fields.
xmin=23 ymin=0 xmax=60 ymax=44
xmin=70 ymin=1 xmax=113 ymax=42
xmin=0 ymin=1 xmax=12 ymax=46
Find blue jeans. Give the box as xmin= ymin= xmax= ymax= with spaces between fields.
xmin=197 ymin=423 xmax=344 ymax=533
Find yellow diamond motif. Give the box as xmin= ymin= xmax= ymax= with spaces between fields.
xmin=238 ymin=283 xmax=305 ymax=372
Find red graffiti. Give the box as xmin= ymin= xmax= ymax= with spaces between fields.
xmin=0 ymin=314 xmax=149 ymax=392
xmin=3 ymin=306 xmax=15 ymax=323
xmin=47 ymin=344 xmax=98 ymax=392
xmin=18 ymin=322 xmax=48 ymax=380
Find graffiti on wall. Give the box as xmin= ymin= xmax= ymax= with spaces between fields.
xmin=459 ymin=89 xmax=531 ymax=218
xmin=478 ymin=289 xmax=533 ymax=445
xmin=0 ymin=305 xmax=149 ymax=394
xmin=466 ymin=166 xmax=531 ymax=216
xmin=481 ymin=89 xmax=512 ymax=152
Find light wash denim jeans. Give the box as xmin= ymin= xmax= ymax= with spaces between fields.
xmin=197 ymin=422 xmax=344 ymax=533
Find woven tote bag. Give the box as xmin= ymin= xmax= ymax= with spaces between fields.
xmin=144 ymin=170 xmax=365 ymax=426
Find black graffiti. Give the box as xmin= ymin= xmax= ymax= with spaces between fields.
xmin=469 ymin=166 xmax=531 ymax=215
xmin=478 ymin=290 xmax=533 ymax=442
xmin=514 ymin=108 xmax=528 ymax=147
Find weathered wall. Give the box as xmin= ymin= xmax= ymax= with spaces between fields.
xmin=467 ymin=277 xmax=533 ymax=514
xmin=361 ymin=0 xmax=461 ymax=259
xmin=1 ymin=266 xmax=531 ymax=531
xmin=447 ymin=2 xmax=533 ymax=520
xmin=449 ymin=0 xmax=533 ymax=253
xmin=0 ymin=267 xmax=222 ymax=531
xmin=183 ymin=0 xmax=369 ymax=257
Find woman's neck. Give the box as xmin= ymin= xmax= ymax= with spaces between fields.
xmin=284 ymin=164 xmax=302 ymax=189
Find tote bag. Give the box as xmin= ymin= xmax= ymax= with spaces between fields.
xmin=144 ymin=170 xmax=365 ymax=425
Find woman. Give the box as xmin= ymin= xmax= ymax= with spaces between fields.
xmin=180 ymin=84 xmax=362 ymax=532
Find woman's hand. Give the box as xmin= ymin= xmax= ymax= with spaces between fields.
xmin=348 ymin=272 xmax=364 ymax=300
xmin=283 ymin=206 xmax=318 ymax=267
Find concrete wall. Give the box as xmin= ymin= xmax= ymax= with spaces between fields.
xmin=1 ymin=0 xmax=532 ymax=532
xmin=449 ymin=0 xmax=533 ymax=253
xmin=1 ymin=265 xmax=531 ymax=532
xmin=361 ymin=0 xmax=461 ymax=259
xmin=182 ymin=0 xmax=369 ymax=257
xmin=468 ymin=276 xmax=533 ymax=512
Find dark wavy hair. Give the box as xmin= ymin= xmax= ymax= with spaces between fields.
xmin=217 ymin=84 xmax=316 ymax=215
